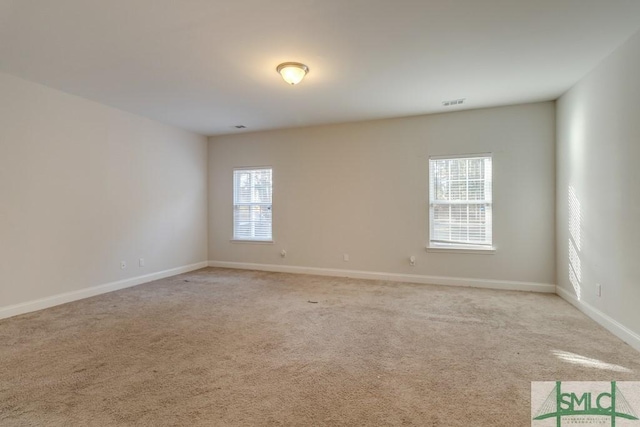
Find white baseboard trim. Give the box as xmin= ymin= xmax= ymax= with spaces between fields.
xmin=0 ymin=261 xmax=209 ymax=320
xmin=556 ymin=287 xmax=640 ymax=352
xmin=208 ymin=260 xmax=556 ymax=293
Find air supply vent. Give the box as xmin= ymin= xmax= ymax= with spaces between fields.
xmin=442 ymin=98 xmax=466 ymax=107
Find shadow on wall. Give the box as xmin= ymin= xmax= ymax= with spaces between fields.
xmin=568 ymin=185 xmax=582 ymax=300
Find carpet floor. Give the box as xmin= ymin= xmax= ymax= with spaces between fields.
xmin=1 ymin=267 xmax=639 ymax=426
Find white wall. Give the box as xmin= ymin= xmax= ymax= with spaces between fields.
xmin=0 ymin=72 xmax=208 ymax=311
xmin=209 ymin=102 xmax=556 ymax=287
xmin=556 ymin=30 xmax=640 ymax=347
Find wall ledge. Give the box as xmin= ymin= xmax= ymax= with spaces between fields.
xmin=0 ymin=261 xmax=209 ymax=320
xmin=208 ymin=260 xmax=556 ymax=293
xmin=556 ymin=286 xmax=640 ymax=352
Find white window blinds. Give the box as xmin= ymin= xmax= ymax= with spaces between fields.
xmin=429 ymin=155 xmax=492 ymax=247
xmin=233 ymin=168 xmax=272 ymax=241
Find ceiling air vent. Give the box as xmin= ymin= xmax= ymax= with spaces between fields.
xmin=442 ymin=98 xmax=466 ymax=107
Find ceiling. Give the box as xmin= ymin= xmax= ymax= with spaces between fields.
xmin=1 ymin=1 xmax=640 ymax=136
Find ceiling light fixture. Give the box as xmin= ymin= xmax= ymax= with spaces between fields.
xmin=276 ymin=62 xmax=309 ymax=85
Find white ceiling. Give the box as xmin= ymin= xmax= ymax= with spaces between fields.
xmin=1 ymin=0 xmax=639 ymax=136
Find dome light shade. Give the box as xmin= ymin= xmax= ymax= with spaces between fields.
xmin=276 ymin=62 xmax=309 ymax=85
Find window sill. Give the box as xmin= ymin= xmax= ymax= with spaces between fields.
xmin=426 ymin=245 xmax=495 ymax=255
xmin=230 ymin=239 xmax=274 ymax=245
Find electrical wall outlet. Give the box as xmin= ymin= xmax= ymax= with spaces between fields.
xmin=120 ymin=261 xmax=127 ymax=270
xmin=409 ymin=256 xmax=416 ymax=266
xmin=343 ymin=253 xmax=349 ymax=262
xmin=280 ymin=249 xmax=286 ymax=258
xmin=139 ymin=258 xmax=145 ymax=267
xmin=596 ymin=283 xmax=602 ymax=297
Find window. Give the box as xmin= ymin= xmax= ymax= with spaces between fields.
xmin=429 ymin=154 xmax=493 ymax=250
xmin=233 ymin=167 xmax=273 ymax=241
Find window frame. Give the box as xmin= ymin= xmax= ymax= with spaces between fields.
xmin=427 ymin=153 xmax=495 ymax=254
xmin=231 ymin=166 xmax=274 ymax=244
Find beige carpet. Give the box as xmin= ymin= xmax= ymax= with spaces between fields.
xmin=1 ymin=268 xmax=639 ymax=426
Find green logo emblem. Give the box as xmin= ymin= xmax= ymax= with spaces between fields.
xmin=533 ymin=381 xmax=639 ymax=426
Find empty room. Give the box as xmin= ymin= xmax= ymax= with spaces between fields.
xmin=1 ymin=1 xmax=640 ymax=426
